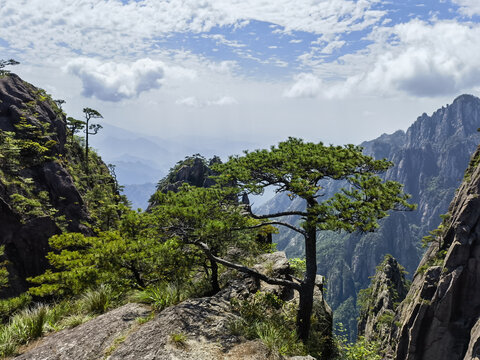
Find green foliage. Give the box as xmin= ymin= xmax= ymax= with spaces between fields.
xmin=154 ymin=154 xmax=208 ymax=192
xmin=421 ymin=213 xmax=451 ymax=248
xmin=131 ymin=282 xmax=193 ymax=311
xmin=0 ymin=131 xmax=21 ymax=172
xmin=214 ymin=138 xmax=414 ymax=233
xmin=66 ymin=117 xmax=85 ymax=138
xmin=337 ymin=335 xmax=382 ymax=360
xmin=288 ymin=258 xmax=306 ymax=278
xmin=418 ymin=212 xmax=453 ymax=274
xmin=0 ymin=294 xmax=32 ymax=324
xmin=0 ymin=304 xmax=49 ymax=357
xmin=377 ymin=312 xmax=394 ymax=327
xmin=214 ymin=137 xmax=414 ymax=341
xmin=79 ymin=285 xmax=114 ymax=315
xmin=464 ymin=149 xmax=480 ymax=182
xmin=28 ymin=211 xmax=190 ymax=296
xmin=10 ymin=193 xmax=57 ymax=219
xmin=0 ymin=59 xmax=19 ymax=76
xmin=333 ymin=297 xmax=358 ymax=343
xmin=0 ymin=246 xmax=9 ymax=290
xmin=230 ymin=291 xmax=307 ymax=357
xmin=149 ymin=184 xmax=266 ymax=291
xmin=169 ymin=332 xmax=187 ymax=347
xmin=82 ymin=107 xmax=103 ymax=174
xmin=357 ymin=255 xmax=409 ymax=331
xmin=0 ymin=286 xmax=121 ymax=357
xmin=62 ymin=140 xmax=129 ymax=231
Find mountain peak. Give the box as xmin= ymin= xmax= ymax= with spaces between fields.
xmin=452 ymin=93 xmax=479 ymax=104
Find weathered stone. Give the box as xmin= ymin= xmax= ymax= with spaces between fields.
xmin=15 ymin=252 xmax=333 ymax=360
xmin=390 ymin=146 xmax=480 ymax=360
xmin=14 ymin=303 xmax=151 ymax=360
xmin=357 ymin=255 xmax=409 ymax=344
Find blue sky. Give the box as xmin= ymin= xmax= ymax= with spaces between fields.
xmin=1 ymin=0 xmax=480 ymax=178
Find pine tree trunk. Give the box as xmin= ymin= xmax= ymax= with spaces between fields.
xmin=296 ymin=204 xmax=317 ymax=342
xmin=210 ymin=258 xmax=220 ymax=294
xmin=85 ymin=128 xmax=89 ymax=175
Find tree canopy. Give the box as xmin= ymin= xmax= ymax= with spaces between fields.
xmin=82 ymin=107 xmax=103 ymax=175
xmin=149 ymin=184 xmax=268 ymax=293
xmin=212 ymin=137 xmax=414 ymax=341
xmin=0 ymin=59 xmax=19 ymax=75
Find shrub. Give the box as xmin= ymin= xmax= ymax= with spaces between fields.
xmin=169 ymin=332 xmax=187 ymax=348
xmin=79 ymin=285 xmax=114 ymax=314
xmin=131 ymin=282 xmax=190 ymax=311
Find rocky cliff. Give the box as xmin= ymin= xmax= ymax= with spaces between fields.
xmin=357 ymin=254 xmax=409 ymax=344
xmin=0 ymin=74 xmax=118 ymax=295
xmin=259 ymin=94 xmax=480 ymax=336
xmin=148 ymin=154 xmax=219 ymax=209
xmin=383 ymin=145 xmax=480 ymax=360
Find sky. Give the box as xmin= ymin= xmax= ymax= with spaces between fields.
xmin=2 ymin=0 xmax=480 ymax=171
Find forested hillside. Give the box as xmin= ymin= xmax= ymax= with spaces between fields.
xmin=0 ymin=73 xmax=124 ymax=296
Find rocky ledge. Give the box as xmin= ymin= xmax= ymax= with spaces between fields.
xmin=14 ymin=252 xmax=330 ymax=360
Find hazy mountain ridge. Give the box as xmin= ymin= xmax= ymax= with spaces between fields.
xmin=258 ymin=94 xmax=480 ymax=335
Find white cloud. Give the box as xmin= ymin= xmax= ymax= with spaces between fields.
xmin=203 ymin=34 xmax=246 ymax=48
xmin=175 ymin=95 xmax=239 ymax=107
xmin=65 ymin=58 xmax=165 ymax=102
xmin=283 ymin=73 xmax=322 ymax=98
xmin=209 ymin=96 xmax=238 ymax=106
xmin=0 ymin=0 xmax=385 ymax=61
xmin=207 ymin=60 xmax=239 ymax=75
xmin=295 ymin=19 xmax=480 ymax=98
xmin=358 ymin=20 xmax=480 ymax=97
xmin=320 ymin=40 xmax=346 ymax=54
xmin=452 ymin=0 xmax=480 ymax=16
xmin=175 ymin=96 xmax=202 ymax=108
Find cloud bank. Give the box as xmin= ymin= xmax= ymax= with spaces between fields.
xmin=288 ymin=20 xmax=480 ymax=99
xmin=65 ymin=58 xmax=165 ymax=102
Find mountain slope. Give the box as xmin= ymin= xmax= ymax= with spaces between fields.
xmin=0 ymin=73 xmax=121 ymax=295
xmin=379 ymin=143 xmax=480 ymax=359
xmin=258 ymin=94 xmax=480 ymax=335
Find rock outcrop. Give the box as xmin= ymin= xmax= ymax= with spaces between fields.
xmin=148 ymin=155 xmax=220 ymax=209
xmin=14 ymin=303 xmax=151 ymax=360
xmin=357 ymin=255 xmax=409 ymax=343
xmin=15 ymin=252 xmax=332 ymax=360
xmin=385 ymin=145 xmax=480 ymax=360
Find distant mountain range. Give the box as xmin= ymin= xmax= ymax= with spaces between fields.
xmin=89 ymin=124 xmax=260 ymax=209
xmin=258 ymin=94 xmax=480 ymax=337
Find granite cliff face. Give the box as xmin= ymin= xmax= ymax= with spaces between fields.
xmin=148 ymin=155 xmax=219 ymax=209
xmin=259 ymin=95 xmax=480 ymax=335
xmin=383 ymin=145 xmax=480 ymax=360
xmin=0 ymin=74 xmax=115 ymax=295
xmin=357 ymin=255 xmax=409 ymax=344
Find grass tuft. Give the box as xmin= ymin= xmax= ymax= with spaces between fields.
xmin=79 ymin=285 xmax=113 ymax=314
